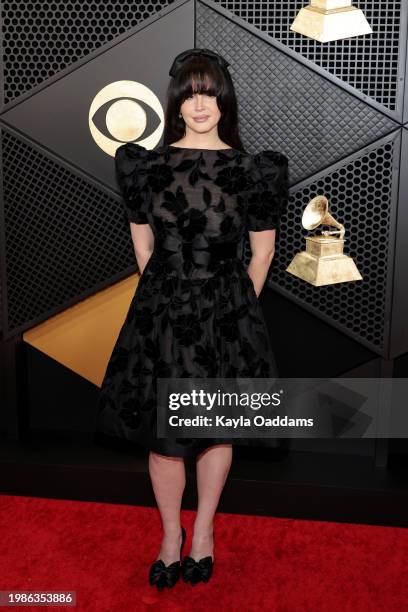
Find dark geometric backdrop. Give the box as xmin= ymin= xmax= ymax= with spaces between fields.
xmin=1 ymin=0 xmax=408 ymax=367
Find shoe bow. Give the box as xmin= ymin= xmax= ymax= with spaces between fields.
xmin=149 ymin=559 xmax=181 ymax=589
xmin=182 ymin=555 xmax=213 ymax=583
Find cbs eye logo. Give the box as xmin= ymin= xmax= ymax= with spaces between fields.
xmin=89 ymin=81 xmax=164 ymax=156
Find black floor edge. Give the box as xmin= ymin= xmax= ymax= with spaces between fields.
xmin=1 ymin=435 xmax=407 ymax=529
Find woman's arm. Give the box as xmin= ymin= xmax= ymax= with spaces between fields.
xmin=130 ymin=223 xmax=155 ymax=274
xmin=247 ymin=229 xmax=276 ymax=297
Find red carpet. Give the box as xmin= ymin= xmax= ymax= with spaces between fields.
xmin=0 ymin=494 xmax=407 ymax=611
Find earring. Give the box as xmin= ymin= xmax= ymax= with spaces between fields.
xmin=179 ymin=112 xmax=183 ymax=119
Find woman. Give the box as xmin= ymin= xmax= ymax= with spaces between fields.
xmin=95 ymin=48 xmax=289 ymax=589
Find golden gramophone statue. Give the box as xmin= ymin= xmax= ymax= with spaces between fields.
xmin=286 ymin=195 xmax=363 ymax=286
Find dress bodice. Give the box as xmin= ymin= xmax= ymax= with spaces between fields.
xmin=114 ymin=143 xmax=288 ymax=280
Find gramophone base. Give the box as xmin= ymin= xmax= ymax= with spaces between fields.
xmin=286 ymin=252 xmax=363 ymax=286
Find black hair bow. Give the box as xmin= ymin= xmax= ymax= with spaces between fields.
xmin=169 ymin=48 xmax=230 ymax=77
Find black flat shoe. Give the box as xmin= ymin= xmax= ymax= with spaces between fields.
xmin=149 ymin=526 xmax=187 ymax=591
xmin=181 ymin=554 xmax=214 ymax=585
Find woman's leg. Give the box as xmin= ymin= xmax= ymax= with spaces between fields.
xmin=149 ymin=451 xmax=186 ymax=564
xmin=190 ymin=444 xmax=233 ymax=560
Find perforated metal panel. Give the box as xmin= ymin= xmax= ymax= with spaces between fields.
xmin=1 ymin=0 xmax=174 ymax=105
xmin=241 ymin=135 xmax=397 ymax=353
xmin=2 ymin=128 xmax=135 ymax=334
xmin=271 ymin=134 xmax=397 ymax=353
xmin=219 ymin=0 xmax=404 ymax=114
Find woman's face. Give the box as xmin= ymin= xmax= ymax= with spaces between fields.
xmin=179 ymin=90 xmax=221 ymax=135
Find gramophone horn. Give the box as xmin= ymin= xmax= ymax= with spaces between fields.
xmin=302 ymin=195 xmax=329 ymax=230
xmin=302 ymin=195 xmax=345 ymax=239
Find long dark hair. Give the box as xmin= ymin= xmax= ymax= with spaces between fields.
xmin=162 ymin=52 xmax=246 ymax=152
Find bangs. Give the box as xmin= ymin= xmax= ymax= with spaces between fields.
xmin=177 ymin=65 xmax=223 ymax=101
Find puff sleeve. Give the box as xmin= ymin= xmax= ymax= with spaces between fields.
xmin=247 ymin=150 xmax=289 ymax=232
xmin=114 ymin=142 xmax=151 ymax=224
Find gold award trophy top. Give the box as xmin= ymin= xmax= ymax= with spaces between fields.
xmin=286 ymin=195 xmax=363 ymax=286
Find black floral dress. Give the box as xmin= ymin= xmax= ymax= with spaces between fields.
xmin=95 ymin=143 xmax=289 ymax=457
